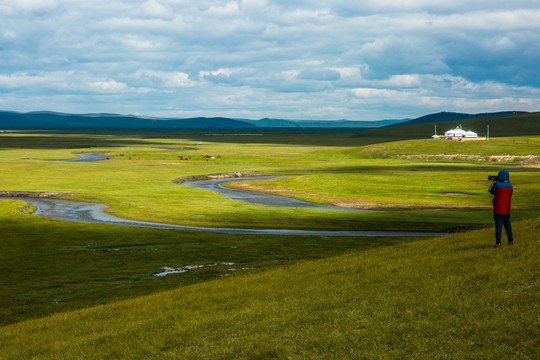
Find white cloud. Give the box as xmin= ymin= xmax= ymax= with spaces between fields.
xmin=0 ymin=0 xmax=539 ymax=119
xmin=205 ymin=1 xmax=240 ymax=16
xmin=115 ymin=34 xmax=164 ymax=50
xmin=89 ymin=80 xmax=128 ymax=92
xmin=3 ymin=0 xmax=59 ymax=12
xmin=140 ymin=0 xmax=173 ymax=19
xmin=200 ymin=68 xmax=233 ymax=77
xmin=134 ymin=70 xmax=197 ymax=88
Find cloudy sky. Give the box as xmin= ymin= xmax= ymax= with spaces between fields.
xmin=1 ymin=0 xmax=539 ymax=120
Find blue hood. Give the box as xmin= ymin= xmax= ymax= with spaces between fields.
xmin=498 ymin=169 xmax=510 ymax=182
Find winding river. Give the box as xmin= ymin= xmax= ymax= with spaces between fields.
xmin=4 ymin=196 xmax=446 ymax=236
xmin=181 ymin=176 xmax=372 ymax=211
xmin=1 ymin=153 xmax=446 ymax=237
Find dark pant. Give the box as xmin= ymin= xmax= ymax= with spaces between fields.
xmin=494 ymin=213 xmax=513 ymax=245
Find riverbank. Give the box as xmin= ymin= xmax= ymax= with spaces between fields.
xmin=0 ymin=196 xmax=445 ymax=237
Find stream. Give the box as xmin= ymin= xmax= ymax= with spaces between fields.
xmin=182 ymin=176 xmax=372 ymax=211
xmin=1 ymin=154 xmax=446 ymax=237
xmin=1 ymin=192 xmax=445 ymax=237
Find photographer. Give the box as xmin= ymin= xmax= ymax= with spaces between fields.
xmin=489 ymin=170 xmax=514 ymax=247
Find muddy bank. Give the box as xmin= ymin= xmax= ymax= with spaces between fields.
xmin=173 ymin=171 xmax=264 ymax=184
xmin=391 ymin=154 xmax=540 ymax=165
xmin=0 ymin=190 xmax=65 ymax=198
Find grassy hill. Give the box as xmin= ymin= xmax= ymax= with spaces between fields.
xmin=356 ymin=111 xmax=540 ymax=140
xmin=1 ymin=218 xmax=538 ymax=359
xmin=0 ymin=111 xmax=257 ymax=129
xmin=385 ymin=111 xmax=527 ymax=127
xmin=0 ymin=111 xmax=399 ymax=129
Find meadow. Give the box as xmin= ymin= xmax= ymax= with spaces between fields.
xmin=0 ymin=124 xmax=539 ymax=358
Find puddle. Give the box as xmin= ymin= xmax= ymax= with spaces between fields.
xmin=60 ymin=152 xmax=114 ymax=162
xmin=152 ymin=262 xmax=235 ymax=276
xmin=153 ymin=268 xmax=188 ymax=276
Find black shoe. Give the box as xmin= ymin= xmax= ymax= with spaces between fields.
xmin=494 ymin=244 xmax=501 ymax=247
xmin=508 ymin=242 xmax=514 ymax=245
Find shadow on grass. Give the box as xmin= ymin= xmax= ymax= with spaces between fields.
xmin=0 ymin=133 xmax=150 ymax=150
xmin=0 ymin=212 xmax=422 ymax=325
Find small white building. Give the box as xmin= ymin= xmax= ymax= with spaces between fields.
xmin=444 ymin=125 xmax=477 ymax=138
xmin=464 ymin=130 xmax=478 ymax=138
xmin=444 ymin=125 xmax=466 ymax=137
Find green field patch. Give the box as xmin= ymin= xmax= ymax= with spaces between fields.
xmin=0 ymin=126 xmax=538 ymax=339
xmin=1 ymin=217 xmax=538 ymax=359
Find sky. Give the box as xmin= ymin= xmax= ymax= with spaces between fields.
xmin=1 ymin=0 xmax=539 ymax=121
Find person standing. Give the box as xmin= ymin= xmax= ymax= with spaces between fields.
xmin=489 ymin=169 xmax=514 ymax=247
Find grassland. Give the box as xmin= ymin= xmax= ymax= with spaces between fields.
xmin=0 ymin=122 xmax=539 ymax=358
xmin=1 ymin=217 xmax=538 ymax=359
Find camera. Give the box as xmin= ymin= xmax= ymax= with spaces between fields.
xmin=488 ymin=175 xmax=499 ymax=181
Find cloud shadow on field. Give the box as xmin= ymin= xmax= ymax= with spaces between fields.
xmin=0 ymin=132 xmax=152 ymax=150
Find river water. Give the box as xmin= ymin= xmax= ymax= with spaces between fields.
xmin=182 ymin=176 xmax=372 ymax=211
xmin=1 ymin=153 xmax=445 ymax=237
xmin=1 ymin=192 xmax=444 ymax=237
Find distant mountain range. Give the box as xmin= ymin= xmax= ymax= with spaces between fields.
xmin=0 ymin=110 xmax=529 ymax=129
xmin=0 ymin=111 xmax=256 ymax=129
xmin=246 ymin=118 xmax=403 ymax=128
xmin=384 ymin=111 xmax=527 ymax=127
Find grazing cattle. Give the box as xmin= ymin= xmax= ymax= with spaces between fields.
xmin=198 ymin=154 xmax=221 ymax=161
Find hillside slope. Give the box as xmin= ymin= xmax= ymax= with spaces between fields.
xmin=0 ymin=111 xmax=256 ymax=129
xmin=0 ymin=111 xmax=400 ymax=129
xmin=1 ymin=218 xmax=538 ymax=359
xmin=385 ymin=111 xmax=527 ymax=127
xmin=356 ymin=111 xmax=540 ymax=139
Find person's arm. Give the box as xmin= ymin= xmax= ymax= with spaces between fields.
xmin=489 ymin=182 xmax=498 ymax=195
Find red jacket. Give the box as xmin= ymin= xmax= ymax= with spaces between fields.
xmin=489 ymin=170 xmax=513 ymax=215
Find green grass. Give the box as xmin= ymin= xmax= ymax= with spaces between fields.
xmin=0 ymin=199 xmax=419 ymax=326
xmin=0 ymin=123 xmax=538 ymax=357
xmin=1 ymin=217 xmax=538 ymax=359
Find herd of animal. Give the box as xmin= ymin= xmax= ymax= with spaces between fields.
xmin=113 ymin=153 xmax=222 ymax=161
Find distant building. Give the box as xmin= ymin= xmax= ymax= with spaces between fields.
xmin=464 ymin=130 xmax=478 ymax=138
xmin=444 ymin=125 xmax=477 ymax=138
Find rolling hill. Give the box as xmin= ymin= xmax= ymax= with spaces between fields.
xmin=0 ymin=111 xmax=257 ymax=129
xmin=0 ymin=110 xmax=536 ymax=132
xmin=385 ymin=111 xmax=527 ymax=127
xmin=0 ymin=111 xmax=402 ymax=129
xmin=246 ymin=118 xmax=404 ymax=127
xmin=355 ymin=111 xmax=540 ymax=139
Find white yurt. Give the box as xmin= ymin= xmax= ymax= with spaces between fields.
xmin=444 ymin=126 xmax=467 ymax=138
xmin=464 ymin=130 xmax=478 ymax=138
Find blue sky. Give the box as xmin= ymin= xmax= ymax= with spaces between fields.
xmin=1 ymin=0 xmax=539 ymax=121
